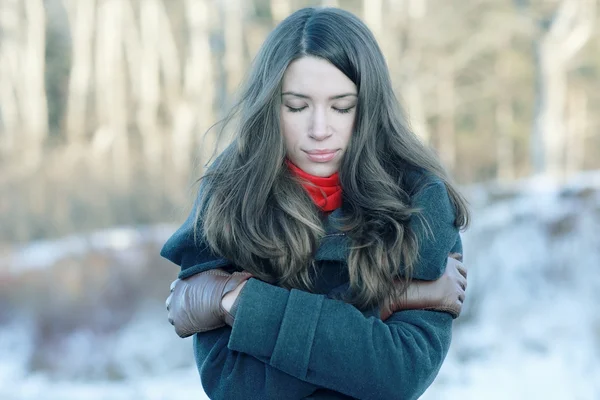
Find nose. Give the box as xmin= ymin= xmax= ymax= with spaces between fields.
xmin=309 ymin=107 xmax=331 ymax=140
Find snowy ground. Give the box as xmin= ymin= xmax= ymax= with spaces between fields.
xmin=0 ymin=308 xmax=206 ymax=400
xmin=423 ymin=172 xmax=600 ymax=400
xmin=1 ymin=172 xmax=599 ymax=399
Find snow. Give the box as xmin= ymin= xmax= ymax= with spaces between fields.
xmin=0 ymin=312 xmax=206 ymax=400
xmin=0 ymin=225 xmax=175 ymax=274
xmin=1 ymin=370 xmax=206 ymax=400
xmin=1 ymin=173 xmax=599 ymax=399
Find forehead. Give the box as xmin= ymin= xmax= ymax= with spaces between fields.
xmin=282 ymin=56 xmax=356 ymax=96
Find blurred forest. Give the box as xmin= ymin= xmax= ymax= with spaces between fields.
xmin=1 ymin=2 xmax=599 ymax=396
xmin=0 ymin=0 xmax=598 ymax=243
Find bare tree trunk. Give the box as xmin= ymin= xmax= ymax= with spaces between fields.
xmin=0 ymin=61 xmax=18 ymax=154
xmin=495 ymin=98 xmax=515 ymax=183
xmin=532 ymin=42 xmax=565 ymax=178
xmin=363 ymin=0 xmax=383 ymax=39
xmin=95 ymin=0 xmax=130 ymax=188
xmin=65 ymin=0 xmax=96 ymax=145
xmin=156 ymin=0 xmax=181 ymax=111
xmin=407 ymin=0 xmax=427 ymax=19
xmin=495 ymin=57 xmax=515 ymax=182
xmin=391 ymin=0 xmax=430 ymax=143
xmin=404 ymin=82 xmax=431 ymax=143
xmin=21 ymin=0 xmax=48 ymax=169
xmin=0 ymin=0 xmax=20 ymax=155
xmin=178 ymin=0 xmax=216 ymax=178
xmin=270 ymin=0 xmax=291 ymax=24
xmin=143 ymin=0 xmax=184 ymax=182
xmin=121 ymin=0 xmax=141 ymax=100
xmin=565 ymin=85 xmax=587 ymax=175
xmin=383 ymin=1 xmax=405 ymax=75
xmin=136 ymin=0 xmax=162 ymax=176
xmin=136 ymin=1 xmax=176 ymax=181
xmin=530 ymin=0 xmax=595 ymax=178
xmin=223 ymin=0 xmax=245 ymax=95
xmin=437 ymin=61 xmax=456 ymax=171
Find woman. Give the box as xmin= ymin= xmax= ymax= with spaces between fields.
xmin=161 ymin=7 xmax=469 ymax=400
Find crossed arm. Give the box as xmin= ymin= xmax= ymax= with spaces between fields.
xmin=161 ymin=179 xmax=462 ymax=400
xmin=193 ymin=277 xmax=454 ymax=400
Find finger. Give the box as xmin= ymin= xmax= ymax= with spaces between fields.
xmin=449 ymin=252 xmax=463 ymax=262
xmin=170 ymin=279 xmax=179 ymax=293
xmin=457 ymin=262 xmax=467 ymax=279
xmin=459 ymin=276 xmax=467 ymax=291
xmin=448 ymin=257 xmax=468 ymax=280
xmin=458 ymin=292 xmax=465 ymax=303
xmin=455 ymin=303 xmax=463 ymax=317
xmin=168 ymin=316 xmax=174 ymax=326
xmin=449 ymin=302 xmax=462 ymax=318
xmin=165 ymin=294 xmax=171 ymax=311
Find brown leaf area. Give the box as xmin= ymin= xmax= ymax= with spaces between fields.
xmin=1 ymin=240 xmax=179 ymax=378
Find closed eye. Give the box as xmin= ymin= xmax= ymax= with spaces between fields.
xmin=286 ymin=105 xmax=307 ymax=113
xmin=333 ymin=106 xmax=355 ymax=114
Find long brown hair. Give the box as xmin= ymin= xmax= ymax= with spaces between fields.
xmin=196 ymin=7 xmax=469 ymax=311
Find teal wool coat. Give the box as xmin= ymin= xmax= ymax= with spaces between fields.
xmin=160 ymin=173 xmax=462 ymax=400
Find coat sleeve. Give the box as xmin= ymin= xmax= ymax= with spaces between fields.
xmin=160 ymin=193 xmax=348 ymax=399
xmin=193 ymin=327 xmax=347 ymax=400
xmin=226 ymin=281 xmax=452 ymax=400
xmin=160 ymin=185 xmax=231 ymax=279
xmin=407 ymin=178 xmax=463 ymax=280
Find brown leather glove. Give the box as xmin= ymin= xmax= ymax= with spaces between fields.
xmin=380 ymin=253 xmax=467 ymax=320
xmin=166 ymin=269 xmax=253 ymax=338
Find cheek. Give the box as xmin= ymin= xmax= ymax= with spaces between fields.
xmin=336 ymin=115 xmax=355 ymax=143
xmin=281 ymin=114 xmax=302 ymax=147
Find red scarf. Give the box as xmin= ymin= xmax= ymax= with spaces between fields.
xmin=286 ymin=160 xmax=343 ymax=212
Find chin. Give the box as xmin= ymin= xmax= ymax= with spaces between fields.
xmin=304 ymin=163 xmax=338 ymax=177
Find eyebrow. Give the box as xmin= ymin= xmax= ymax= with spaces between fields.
xmin=281 ymin=91 xmax=357 ymax=100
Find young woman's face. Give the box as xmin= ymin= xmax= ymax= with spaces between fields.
xmin=280 ymin=56 xmax=357 ymax=177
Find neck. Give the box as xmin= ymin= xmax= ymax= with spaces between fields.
xmin=286 ymin=160 xmax=342 ymax=212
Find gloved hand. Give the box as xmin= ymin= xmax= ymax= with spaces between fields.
xmin=380 ymin=253 xmax=467 ymax=320
xmin=166 ymin=269 xmax=253 ymax=338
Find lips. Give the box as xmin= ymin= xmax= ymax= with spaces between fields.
xmin=304 ymin=149 xmax=338 ymax=162
xmin=306 ymin=149 xmax=337 ymax=155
